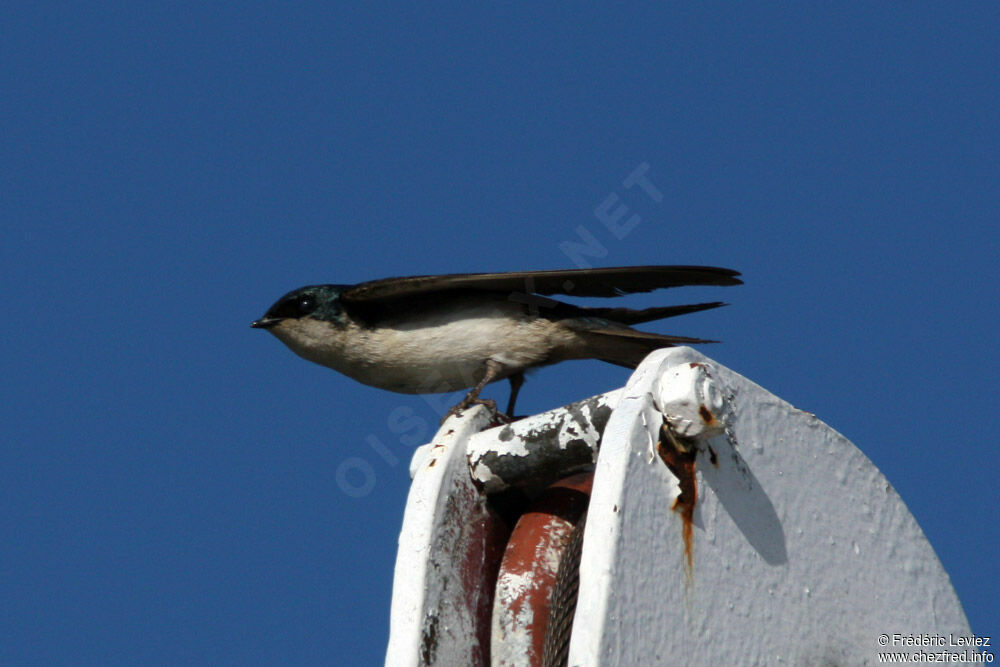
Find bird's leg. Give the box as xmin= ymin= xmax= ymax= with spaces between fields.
xmin=505 ymin=372 xmax=525 ymax=417
xmin=444 ymin=359 xmax=507 ymax=422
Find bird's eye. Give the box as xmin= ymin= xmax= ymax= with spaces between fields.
xmin=297 ymin=297 xmax=316 ymax=314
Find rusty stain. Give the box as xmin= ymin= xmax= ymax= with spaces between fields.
xmin=458 ymin=500 xmax=509 ymax=666
xmin=708 ymin=445 xmax=718 ymax=467
xmin=613 ymin=504 xmax=619 ymax=513
xmin=688 ymin=361 xmax=704 ymax=368
xmin=698 ymin=404 xmax=715 ymax=425
xmin=428 ymin=458 xmax=437 ymax=467
xmin=420 ymin=612 xmax=439 ymax=664
xmin=657 ymin=423 xmax=697 ymax=581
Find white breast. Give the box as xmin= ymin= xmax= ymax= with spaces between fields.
xmin=269 ymin=301 xmax=582 ymax=394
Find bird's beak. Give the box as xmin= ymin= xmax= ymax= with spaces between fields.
xmin=251 ymin=317 xmax=282 ymax=329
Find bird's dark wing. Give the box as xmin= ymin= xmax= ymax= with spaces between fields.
xmin=341 ymin=266 xmax=741 ymax=303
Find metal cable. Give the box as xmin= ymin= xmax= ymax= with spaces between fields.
xmin=541 ymin=508 xmax=588 ymax=667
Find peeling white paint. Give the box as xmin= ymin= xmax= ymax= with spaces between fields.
xmin=465 ymin=389 xmax=621 ymax=492
xmin=501 ymin=571 xmax=535 ymax=599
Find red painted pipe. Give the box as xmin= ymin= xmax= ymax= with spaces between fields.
xmin=490 ymin=473 xmax=593 ymax=665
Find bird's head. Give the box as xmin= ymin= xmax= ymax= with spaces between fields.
xmin=251 ymin=285 xmax=349 ymax=330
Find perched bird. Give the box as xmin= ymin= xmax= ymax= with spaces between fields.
xmin=251 ymin=266 xmax=741 ymax=419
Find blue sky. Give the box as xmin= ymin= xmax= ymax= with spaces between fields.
xmin=3 ymin=3 xmax=997 ymax=664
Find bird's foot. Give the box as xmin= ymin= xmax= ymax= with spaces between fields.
xmin=442 ymin=396 xmax=512 ymax=425
xmin=440 ymin=361 xmax=517 ymax=425
xmin=488 ymin=407 xmax=514 ymax=426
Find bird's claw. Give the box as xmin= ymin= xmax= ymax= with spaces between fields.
xmin=441 ymin=397 xmax=512 ymax=426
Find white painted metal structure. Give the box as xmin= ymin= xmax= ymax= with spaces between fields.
xmin=387 ymin=348 xmax=972 ymax=666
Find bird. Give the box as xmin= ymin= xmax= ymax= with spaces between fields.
xmin=251 ymin=265 xmax=741 ymax=420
